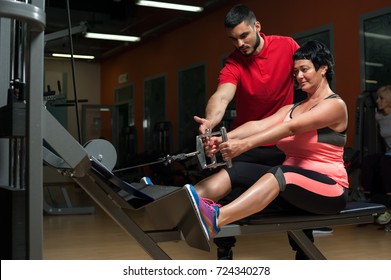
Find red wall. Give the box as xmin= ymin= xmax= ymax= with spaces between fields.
xmin=100 ymin=0 xmax=391 ymax=152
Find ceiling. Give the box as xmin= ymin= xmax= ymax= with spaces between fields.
xmin=44 ymin=0 xmax=232 ymax=61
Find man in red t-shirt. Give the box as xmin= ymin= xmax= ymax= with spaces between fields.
xmin=194 ymin=4 xmax=299 ymax=165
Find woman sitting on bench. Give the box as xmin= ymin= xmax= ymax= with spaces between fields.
xmin=186 ymin=40 xmax=349 ymax=239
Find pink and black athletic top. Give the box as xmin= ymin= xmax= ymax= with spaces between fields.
xmin=277 ymin=94 xmax=349 ymax=189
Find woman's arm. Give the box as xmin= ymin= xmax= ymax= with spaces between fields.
xmin=221 ymin=98 xmax=348 ymax=159
xmin=227 ymin=104 xmax=293 ymax=140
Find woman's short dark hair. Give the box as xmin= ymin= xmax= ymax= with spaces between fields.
xmin=224 ymin=4 xmax=256 ymax=28
xmin=293 ymin=40 xmax=334 ymax=83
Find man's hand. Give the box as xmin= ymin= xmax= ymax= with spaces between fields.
xmin=194 ymin=116 xmax=212 ymax=134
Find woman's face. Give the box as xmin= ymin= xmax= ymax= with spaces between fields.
xmin=293 ymin=59 xmax=326 ymax=92
xmin=376 ymin=92 xmax=391 ymax=111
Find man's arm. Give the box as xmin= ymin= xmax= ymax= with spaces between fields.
xmin=195 ymin=83 xmax=236 ymax=133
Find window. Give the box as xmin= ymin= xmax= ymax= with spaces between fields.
xmin=360 ymin=7 xmax=391 ymax=91
xmin=178 ymin=64 xmax=206 ymax=152
xmin=143 ymin=75 xmax=166 ymax=153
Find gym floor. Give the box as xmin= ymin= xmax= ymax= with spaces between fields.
xmin=42 ymin=185 xmax=391 ymax=260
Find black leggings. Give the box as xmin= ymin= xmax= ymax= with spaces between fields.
xmin=232 ymin=145 xmax=286 ymax=166
xmin=225 ymin=162 xmax=348 ymax=215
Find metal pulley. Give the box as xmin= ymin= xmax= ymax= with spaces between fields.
xmin=84 ymin=139 xmax=117 ymax=171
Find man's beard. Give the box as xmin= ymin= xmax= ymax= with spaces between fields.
xmin=240 ymin=33 xmax=260 ymax=57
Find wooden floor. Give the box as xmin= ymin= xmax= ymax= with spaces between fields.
xmin=43 ymin=187 xmax=391 ymax=260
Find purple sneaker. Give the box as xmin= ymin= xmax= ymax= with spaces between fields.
xmin=185 ymin=184 xmax=221 ymax=239
xmin=199 ymin=197 xmax=221 ymax=238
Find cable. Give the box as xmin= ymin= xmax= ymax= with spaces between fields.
xmin=65 ymin=0 xmax=82 ymax=143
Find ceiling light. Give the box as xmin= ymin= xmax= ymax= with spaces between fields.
xmin=365 ymin=61 xmax=384 ymax=67
xmin=365 ymin=79 xmax=378 ymax=84
xmin=136 ymin=0 xmax=203 ymax=12
xmin=52 ymin=53 xmax=95 ymax=60
xmin=364 ymin=32 xmax=391 ymax=40
xmin=84 ymin=32 xmax=141 ymax=42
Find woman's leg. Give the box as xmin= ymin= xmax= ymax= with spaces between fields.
xmin=194 ymin=169 xmax=232 ymax=201
xmin=218 ymin=164 xmax=347 ymax=227
xmin=187 ymin=165 xmax=346 ymax=239
xmin=218 ymin=173 xmax=280 ymax=227
xmin=185 ymin=172 xmax=280 ymax=239
xmin=194 ymin=161 xmax=272 ymax=201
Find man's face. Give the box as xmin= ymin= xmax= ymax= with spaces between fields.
xmin=226 ymin=21 xmax=261 ymax=56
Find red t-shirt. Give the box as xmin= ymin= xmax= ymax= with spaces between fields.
xmin=218 ymin=33 xmax=300 ymax=129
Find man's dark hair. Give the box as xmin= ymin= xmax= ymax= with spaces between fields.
xmin=293 ymin=40 xmax=335 ymax=83
xmin=224 ymin=4 xmax=256 ymax=28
